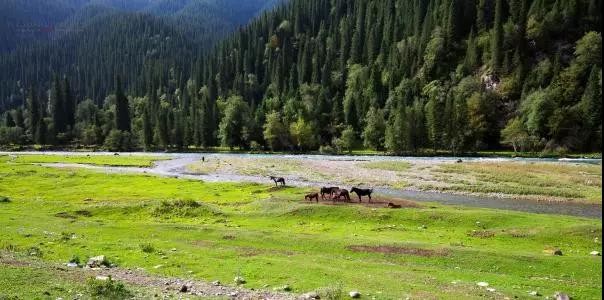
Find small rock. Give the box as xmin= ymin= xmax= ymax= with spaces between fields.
xmin=153 ymin=265 xmax=163 ymax=269
xmin=274 ymin=285 xmax=291 ymax=292
xmin=554 ymin=292 xmax=570 ymax=300
xmin=179 ymin=285 xmax=188 ymax=293
xmin=234 ymin=276 xmax=246 ymax=284
xmin=86 ymin=255 xmax=106 ymax=268
xmin=212 ymin=280 xmax=221 ymax=286
xmin=476 ymin=282 xmax=489 ymax=287
xmin=486 ymin=288 xmax=496 ymax=292
xmin=171 ymin=248 xmax=177 ymax=252
xmin=229 ymin=292 xmax=238 ymax=297
xmin=95 ymin=276 xmax=109 ymax=281
xmin=66 ymin=262 xmax=78 ymax=268
xmin=300 ymin=292 xmax=320 ymax=299
xmin=528 ymin=291 xmax=540 ymax=296
xmin=590 ymin=251 xmax=601 ymax=256
xmin=349 ymin=291 xmax=361 ymax=298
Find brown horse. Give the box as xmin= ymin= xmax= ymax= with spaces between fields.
xmin=332 ymin=189 xmax=351 ymax=202
xmin=269 ymin=176 xmax=286 ymax=187
xmin=305 ymin=192 xmax=319 ymax=203
xmin=320 ymin=187 xmax=339 ymax=200
xmin=351 ymin=187 xmax=373 ymax=202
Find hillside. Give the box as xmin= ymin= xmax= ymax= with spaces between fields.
xmin=0 ymin=0 xmax=601 ymax=155
xmin=0 ymin=0 xmax=283 ymax=106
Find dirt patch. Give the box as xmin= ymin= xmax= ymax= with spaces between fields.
xmin=467 ymin=230 xmax=496 ymax=238
xmin=54 ymin=212 xmax=77 ymax=219
xmin=348 ymin=245 xmax=449 ymax=257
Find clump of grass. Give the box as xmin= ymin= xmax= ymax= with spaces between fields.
xmin=86 ymin=276 xmax=132 ymax=300
xmin=152 ymin=199 xmax=222 ymax=218
xmin=139 ymin=243 xmax=155 ymax=253
xmin=69 ymin=255 xmax=81 ymax=265
xmin=0 ymin=196 xmax=10 ymax=203
xmin=317 ymin=283 xmax=343 ymax=300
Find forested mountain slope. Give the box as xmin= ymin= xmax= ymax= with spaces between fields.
xmin=0 ymin=0 xmax=601 ymax=155
xmin=0 ymin=0 xmax=283 ymax=107
xmin=192 ymin=0 xmax=602 ymax=153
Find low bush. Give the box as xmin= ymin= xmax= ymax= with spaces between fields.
xmin=87 ymin=276 xmax=132 ymax=300
xmin=152 ymin=199 xmax=221 ymax=218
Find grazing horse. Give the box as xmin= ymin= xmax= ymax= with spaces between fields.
xmin=269 ymin=176 xmax=286 ymax=187
xmin=320 ymin=187 xmax=339 ymax=200
xmin=332 ymin=189 xmax=351 ymax=202
xmin=351 ymin=187 xmax=373 ymax=202
xmin=305 ymin=192 xmax=319 ymax=203
xmin=387 ymin=202 xmax=402 ymax=209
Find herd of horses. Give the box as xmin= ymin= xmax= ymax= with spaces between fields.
xmin=269 ymin=176 xmax=373 ymax=203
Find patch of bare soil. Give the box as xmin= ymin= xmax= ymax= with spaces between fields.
xmin=347 ymin=245 xmax=450 ymax=257
xmin=303 ymin=196 xmax=421 ymax=209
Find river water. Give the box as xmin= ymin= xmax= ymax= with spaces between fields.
xmin=3 ymin=151 xmax=601 ymax=219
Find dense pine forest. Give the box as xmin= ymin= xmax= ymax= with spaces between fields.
xmin=0 ymin=0 xmax=601 ymax=155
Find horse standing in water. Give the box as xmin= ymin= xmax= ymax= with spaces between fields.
xmin=269 ymin=176 xmax=286 ymax=187
xmin=351 ymin=187 xmax=373 ymax=202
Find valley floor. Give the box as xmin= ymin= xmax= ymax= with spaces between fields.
xmin=0 ymin=154 xmax=601 ymax=299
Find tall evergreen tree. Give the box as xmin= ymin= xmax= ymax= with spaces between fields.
xmin=114 ymin=76 xmax=131 ymax=132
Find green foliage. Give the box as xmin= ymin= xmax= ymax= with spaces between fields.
xmin=86 ymin=277 xmax=132 ymax=300
xmin=0 ymin=0 xmax=601 ymax=155
xmin=263 ymin=111 xmax=289 ymax=151
xmin=333 ymin=126 xmax=356 ymax=154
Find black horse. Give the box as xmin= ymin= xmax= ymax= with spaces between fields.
xmin=269 ymin=176 xmax=286 ymax=187
xmin=320 ymin=187 xmax=339 ymax=200
xmin=332 ymin=189 xmax=351 ymax=202
xmin=351 ymin=187 xmax=373 ymax=202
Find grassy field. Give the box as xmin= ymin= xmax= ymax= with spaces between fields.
xmin=0 ymin=155 xmax=602 ymax=299
xmin=426 ymin=162 xmax=602 ymax=203
xmin=187 ymin=156 xmax=602 ymax=203
xmin=6 ymin=154 xmax=168 ymax=167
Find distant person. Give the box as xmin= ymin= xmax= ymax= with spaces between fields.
xmin=202 ymin=156 xmax=205 ymax=162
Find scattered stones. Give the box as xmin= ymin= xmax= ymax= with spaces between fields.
xmin=212 ymin=280 xmax=221 ymax=286
xmin=528 ymin=291 xmax=540 ymax=296
xmin=554 ymin=292 xmax=570 ymax=300
xmin=234 ymin=276 xmax=246 ymax=284
xmin=179 ymin=285 xmax=188 ymax=293
xmin=86 ymin=255 xmax=107 ymax=268
xmin=66 ymin=262 xmax=78 ymax=268
xmin=349 ymin=291 xmax=361 ymax=298
xmin=95 ymin=276 xmax=109 ymax=281
xmin=476 ymin=282 xmax=489 ymax=287
xmin=300 ymin=291 xmax=320 ymax=299
xmin=274 ymin=285 xmax=291 ymax=292
xmin=486 ymin=288 xmax=496 ymax=292
xmin=590 ymin=251 xmax=601 ymax=256
xmin=229 ymin=291 xmax=239 ymax=297
xmin=418 ymin=225 xmax=427 ymax=230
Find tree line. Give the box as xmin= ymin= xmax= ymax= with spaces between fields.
xmin=1 ymin=0 xmax=601 ymax=154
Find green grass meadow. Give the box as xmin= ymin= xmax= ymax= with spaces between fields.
xmin=0 ymin=155 xmax=601 ymax=299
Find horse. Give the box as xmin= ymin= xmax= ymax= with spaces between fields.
xmin=332 ymin=189 xmax=351 ymax=202
xmin=305 ymin=192 xmax=319 ymax=203
xmin=320 ymin=187 xmax=339 ymax=200
xmin=350 ymin=187 xmax=373 ymax=202
xmin=269 ymin=176 xmax=286 ymax=187
xmin=387 ymin=202 xmax=402 ymax=209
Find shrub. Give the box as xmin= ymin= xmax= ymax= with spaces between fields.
xmin=103 ymin=129 xmax=133 ymax=152
xmin=69 ymin=255 xmax=81 ymax=265
xmin=0 ymin=196 xmax=10 ymax=203
xmin=152 ymin=199 xmax=221 ymax=218
xmin=317 ymin=283 xmax=344 ymax=300
xmin=319 ymin=145 xmax=337 ymax=155
xmin=87 ymin=277 xmax=132 ymax=300
xmin=139 ymin=243 xmax=155 ymax=253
